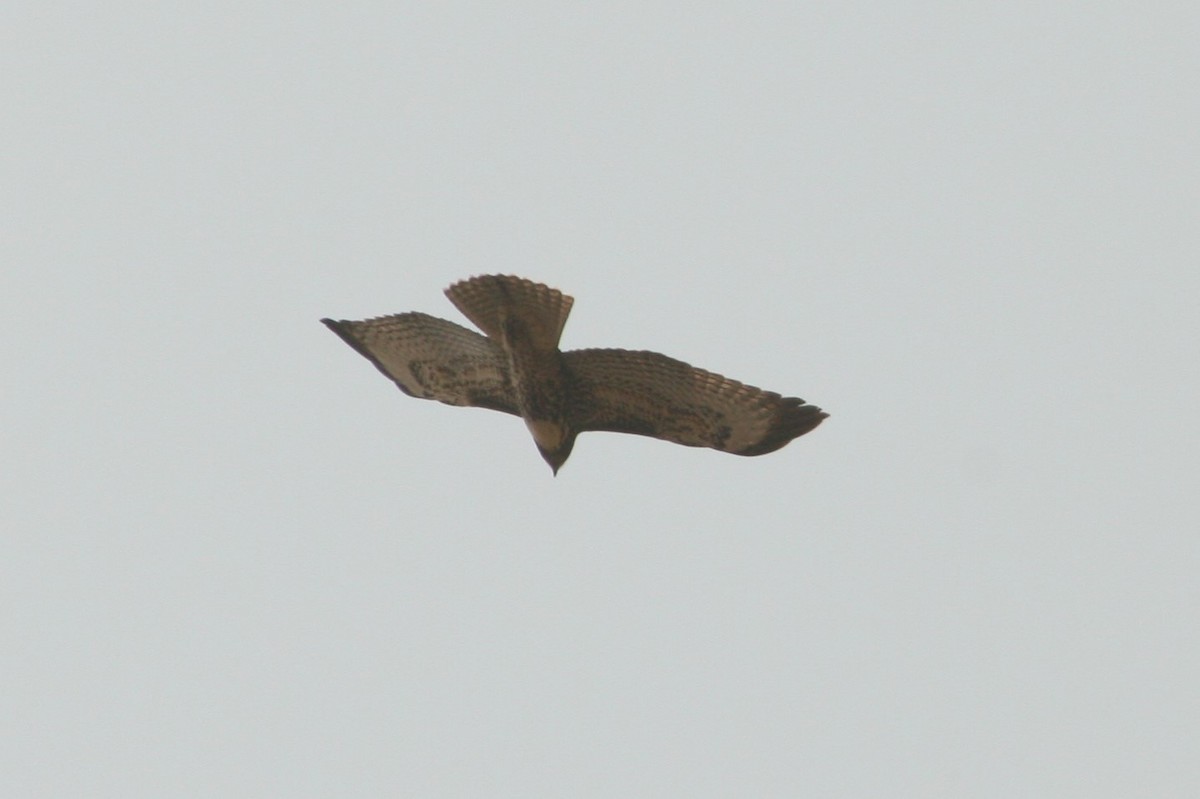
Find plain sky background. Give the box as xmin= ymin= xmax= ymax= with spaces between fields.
xmin=4 ymin=2 xmax=1198 ymax=796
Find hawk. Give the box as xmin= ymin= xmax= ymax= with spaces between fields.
xmin=322 ymin=275 xmax=827 ymax=474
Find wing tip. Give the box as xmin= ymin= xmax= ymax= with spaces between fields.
xmin=321 ymin=317 xmax=371 ymax=357
xmin=321 ymin=316 xmax=419 ymax=396
xmin=738 ymin=400 xmax=828 ymax=456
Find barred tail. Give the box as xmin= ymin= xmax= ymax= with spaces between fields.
xmin=445 ymin=275 xmax=574 ymax=351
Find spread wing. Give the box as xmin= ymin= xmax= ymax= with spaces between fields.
xmin=322 ymin=312 xmax=519 ymax=415
xmin=563 ymin=349 xmax=827 ymax=455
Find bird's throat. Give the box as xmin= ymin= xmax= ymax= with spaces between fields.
xmin=525 ymin=419 xmax=568 ymax=452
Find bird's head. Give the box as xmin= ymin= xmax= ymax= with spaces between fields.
xmin=527 ymin=419 xmax=576 ymax=476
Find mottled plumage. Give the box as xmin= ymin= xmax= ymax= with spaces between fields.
xmin=322 ymin=275 xmax=827 ymax=474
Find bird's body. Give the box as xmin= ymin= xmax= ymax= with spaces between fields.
xmin=446 ymin=275 xmax=577 ymax=470
xmin=322 ymin=275 xmax=827 ymax=473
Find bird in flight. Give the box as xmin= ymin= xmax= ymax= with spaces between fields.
xmin=322 ymin=275 xmax=827 ymax=474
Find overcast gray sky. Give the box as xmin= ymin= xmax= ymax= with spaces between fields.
xmin=4 ymin=2 xmax=1198 ymax=796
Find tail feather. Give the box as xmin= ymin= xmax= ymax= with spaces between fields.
xmin=445 ymin=275 xmax=574 ymax=351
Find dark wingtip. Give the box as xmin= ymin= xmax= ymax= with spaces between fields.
xmin=739 ymin=400 xmax=828 ymax=456
xmin=321 ymin=317 xmax=349 ymax=338
xmin=321 ymin=317 xmax=414 ymax=394
xmin=321 ymin=318 xmax=374 ymax=360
